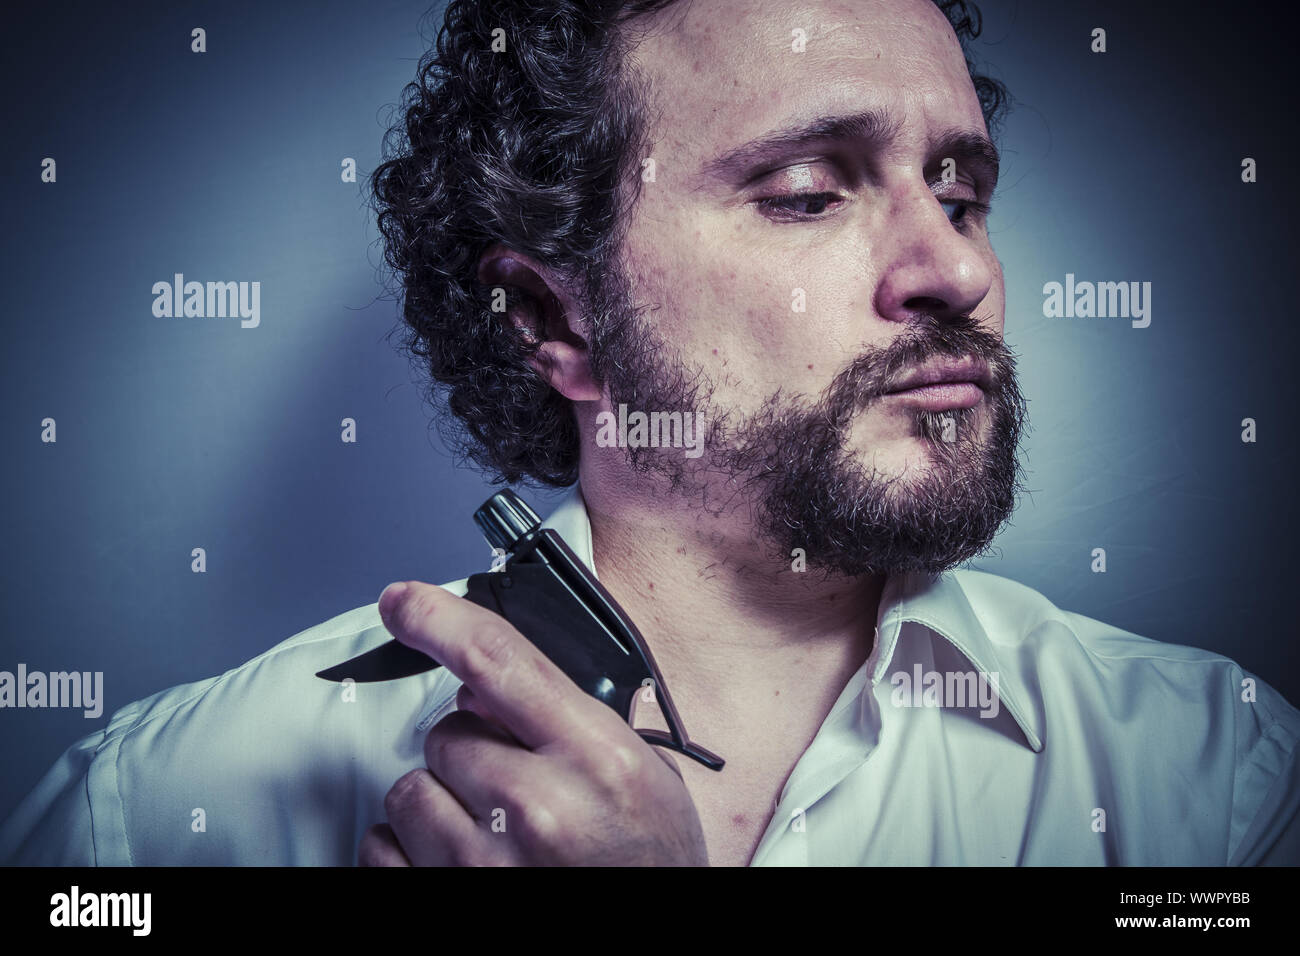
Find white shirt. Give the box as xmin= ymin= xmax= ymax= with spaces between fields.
xmin=3 ymin=485 xmax=1298 ymax=865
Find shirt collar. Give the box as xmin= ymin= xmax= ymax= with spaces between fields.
xmin=872 ymin=571 xmax=1044 ymax=752
xmin=540 ymin=484 xmax=1044 ymax=754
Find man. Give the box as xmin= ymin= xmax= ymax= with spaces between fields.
xmin=3 ymin=0 xmax=1297 ymax=866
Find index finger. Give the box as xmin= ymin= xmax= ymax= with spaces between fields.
xmin=378 ymin=580 xmax=611 ymax=751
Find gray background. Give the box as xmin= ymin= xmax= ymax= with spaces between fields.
xmin=2 ymin=0 xmax=1296 ymax=821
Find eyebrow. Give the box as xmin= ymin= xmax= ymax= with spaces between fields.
xmin=702 ymin=108 xmax=1000 ymax=191
xmin=930 ymin=129 xmax=1001 ymax=192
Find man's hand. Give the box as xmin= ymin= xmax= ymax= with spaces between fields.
xmin=357 ymin=580 xmax=709 ymax=866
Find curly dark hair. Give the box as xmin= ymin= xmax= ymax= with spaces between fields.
xmin=371 ymin=0 xmax=1010 ymax=488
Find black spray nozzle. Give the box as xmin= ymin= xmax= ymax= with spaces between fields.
xmin=473 ymin=489 xmax=542 ymax=553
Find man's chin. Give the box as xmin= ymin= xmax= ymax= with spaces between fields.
xmin=844 ymin=439 xmax=949 ymax=482
xmin=754 ymin=439 xmax=1019 ymax=578
xmin=843 ymin=425 xmax=993 ymax=487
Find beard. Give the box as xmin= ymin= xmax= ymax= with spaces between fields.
xmin=582 ymin=261 xmax=1028 ymax=579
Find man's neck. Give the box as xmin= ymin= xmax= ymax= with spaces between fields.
xmin=580 ymin=479 xmax=883 ymax=731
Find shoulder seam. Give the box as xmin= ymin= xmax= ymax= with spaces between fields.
xmin=1033 ymin=610 xmax=1238 ymax=668
xmin=81 ymin=746 xmax=99 ymax=867
xmin=112 ymin=730 xmax=134 ymax=866
xmin=1084 ymin=649 xmax=1236 ymax=667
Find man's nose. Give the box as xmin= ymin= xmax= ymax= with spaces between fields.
xmin=872 ymin=185 xmax=993 ymax=323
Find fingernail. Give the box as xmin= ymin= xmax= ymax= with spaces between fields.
xmin=378 ymin=581 xmax=408 ymax=624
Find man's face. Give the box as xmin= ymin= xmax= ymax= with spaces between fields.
xmin=585 ymin=0 xmax=1025 ymax=576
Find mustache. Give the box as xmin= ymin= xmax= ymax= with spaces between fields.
xmin=822 ymin=312 xmax=1015 ymax=428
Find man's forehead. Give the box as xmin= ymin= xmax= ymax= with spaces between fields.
xmin=629 ymin=0 xmax=979 ymax=167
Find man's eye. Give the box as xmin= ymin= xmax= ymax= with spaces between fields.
xmin=756 ymin=191 xmax=844 ymax=218
xmin=940 ymin=198 xmax=992 ymax=227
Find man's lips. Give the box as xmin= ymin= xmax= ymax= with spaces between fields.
xmin=881 ymin=358 xmax=991 ymax=411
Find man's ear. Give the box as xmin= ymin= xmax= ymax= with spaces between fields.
xmin=477 ymin=244 xmax=602 ymax=402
